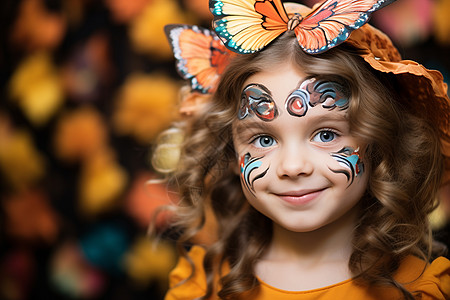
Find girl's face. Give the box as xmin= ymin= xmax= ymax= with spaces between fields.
xmin=232 ymin=62 xmax=369 ymax=233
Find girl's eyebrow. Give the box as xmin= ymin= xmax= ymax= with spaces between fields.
xmin=235 ymin=110 xmax=348 ymax=131
xmin=233 ymin=121 xmax=274 ymax=143
xmin=234 ymin=120 xmax=269 ymax=134
xmin=299 ymin=113 xmax=349 ymax=129
xmin=309 ymin=112 xmax=348 ymax=122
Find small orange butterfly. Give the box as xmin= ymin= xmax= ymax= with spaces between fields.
xmin=165 ymin=24 xmax=236 ymax=94
xmin=210 ymin=0 xmax=396 ymax=54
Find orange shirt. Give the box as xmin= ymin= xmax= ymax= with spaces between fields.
xmin=165 ymin=246 xmax=450 ymax=300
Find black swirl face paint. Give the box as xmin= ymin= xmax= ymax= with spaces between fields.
xmin=239 ymin=152 xmax=270 ymax=195
xmin=238 ymin=84 xmax=278 ymax=121
xmin=329 ymin=147 xmax=364 ymax=187
xmin=286 ymin=78 xmax=349 ymax=117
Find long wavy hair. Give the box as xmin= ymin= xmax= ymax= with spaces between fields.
xmin=156 ymin=32 xmax=445 ymax=300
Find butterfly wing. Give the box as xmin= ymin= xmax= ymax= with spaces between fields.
xmin=210 ymin=0 xmax=289 ymax=53
xmin=165 ymin=24 xmax=234 ymax=94
xmin=294 ymin=0 xmax=396 ymax=54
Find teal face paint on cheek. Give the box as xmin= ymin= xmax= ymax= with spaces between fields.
xmin=329 ymin=147 xmax=364 ymax=186
xmin=238 ymin=84 xmax=279 ymax=121
xmin=239 ymin=153 xmax=270 ymax=194
xmin=286 ymin=78 xmax=349 ymax=117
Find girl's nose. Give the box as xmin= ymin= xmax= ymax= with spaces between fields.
xmin=276 ymin=143 xmax=314 ymax=178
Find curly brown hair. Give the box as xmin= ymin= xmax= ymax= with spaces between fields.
xmin=155 ymin=32 xmax=445 ymax=300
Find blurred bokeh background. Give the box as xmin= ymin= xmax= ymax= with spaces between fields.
xmin=0 ymin=0 xmax=449 ymax=299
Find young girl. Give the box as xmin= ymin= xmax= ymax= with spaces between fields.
xmin=158 ymin=1 xmax=450 ymax=299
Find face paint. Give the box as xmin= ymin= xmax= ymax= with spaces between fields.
xmin=239 ymin=152 xmax=270 ymax=195
xmin=329 ymin=146 xmax=364 ymax=186
xmin=238 ymin=84 xmax=278 ymax=121
xmin=286 ymin=78 xmax=349 ymax=117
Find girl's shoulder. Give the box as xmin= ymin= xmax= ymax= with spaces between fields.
xmin=255 ymin=255 xmax=450 ymax=300
xmin=165 ymin=245 xmax=208 ymax=300
xmin=164 ymin=246 xmax=450 ymax=300
xmin=395 ymin=255 xmax=450 ymax=299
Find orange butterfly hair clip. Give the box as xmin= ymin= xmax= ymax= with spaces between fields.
xmin=165 ymin=24 xmax=237 ymax=115
xmin=210 ymin=0 xmax=397 ymax=54
xmin=165 ymin=24 xmax=236 ymax=95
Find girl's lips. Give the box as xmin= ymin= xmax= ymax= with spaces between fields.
xmin=275 ymin=189 xmax=325 ymax=205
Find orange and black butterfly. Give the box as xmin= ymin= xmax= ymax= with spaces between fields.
xmin=165 ymin=24 xmax=236 ymax=94
xmin=209 ymin=0 xmax=396 ymax=54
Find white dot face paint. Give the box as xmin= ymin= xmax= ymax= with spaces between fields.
xmin=232 ymin=63 xmax=369 ymax=233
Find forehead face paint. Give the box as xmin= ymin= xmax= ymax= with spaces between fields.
xmin=240 ymin=153 xmax=270 ymax=195
xmin=238 ymin=84 xmax=279 ymax=121
xmin=286 ymin=78 xmax=349 ymax=117
xmin=329 ymin=147 xmax=364 ymax=187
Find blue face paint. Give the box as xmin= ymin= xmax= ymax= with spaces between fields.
xmin=240 ymin=153 xmax=269 ymax=194
xmin=329 ymin=146 xmax=364 ymax=187
xmin=286 ymin=78 xmax=349 ymax=117
xmin=239 ymin=84 xmax=278 ymax=121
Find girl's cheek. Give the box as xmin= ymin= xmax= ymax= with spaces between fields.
xmin=328 ymin=146 xmax=365 ymax=186
xmin=239 ymin=152 xmax=270 ymax=196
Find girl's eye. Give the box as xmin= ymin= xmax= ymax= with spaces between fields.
xmin=312 ymin=130 xmax=337 ymax=143
xmin=253 ymin=135 xmax=276 ymax=148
